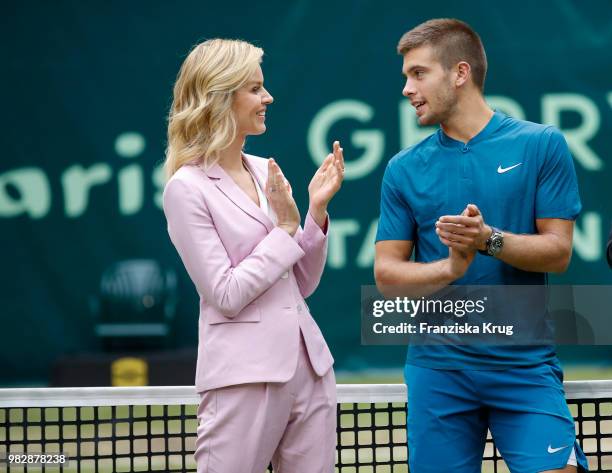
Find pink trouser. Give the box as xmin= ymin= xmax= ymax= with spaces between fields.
xmin=194 ymin=335 xmax=337 ymax=473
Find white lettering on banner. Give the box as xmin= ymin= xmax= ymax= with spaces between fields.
xmin=0 ymin=168 xmax=51 ymax=218
xmin=118 ymin=165 xmax=144 ymax=215
xmin=307 ymin=99 xmax=384 ymax=180
xmin=115 ymin=132 xmax=146 ymax=158
xmin=61 ymin=164 xmax=113 ymax=218
xmin=573 ymin=212 xmax=602 ymax=262
xmin=152 ymin=164 xmax=165 ymax=210
xmin=542 ymin=93 xmax=603 ymax=171
xmin=357 ymin=218 xmax=378 ymax=268
xmin=116 ymin=132 xmax=147 ymax=216
xmin=327 ymin=219 xmax=360 ymax=268
xmin=0 ymin=132 xmax=149 ymax=219
xmin=0 ymin=94 xmax=608 ymax=269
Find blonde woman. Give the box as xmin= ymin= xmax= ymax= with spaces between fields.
xmin=162 ymin=39 xmax=344 ymax=473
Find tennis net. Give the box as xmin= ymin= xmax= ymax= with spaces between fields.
xmin=1 ymin=381 xmax=611 ymax=472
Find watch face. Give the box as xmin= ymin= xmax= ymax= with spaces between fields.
xmin=489 ymin=233 xmax=504 ymax=255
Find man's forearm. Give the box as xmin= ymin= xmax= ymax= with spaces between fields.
xmin=494 ymin=231 xmax=571 ymax=273
xmin=375 ymin=258 xmax=458 ymax=298
xmin=436 ymin=207 xmax=574 ymax=274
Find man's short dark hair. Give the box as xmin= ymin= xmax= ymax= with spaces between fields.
xmin=397 ymin=18 xmax=487 ymax=92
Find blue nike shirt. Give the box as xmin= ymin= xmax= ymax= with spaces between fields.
xmin=376 ymin=111 xmax=582 ymax=369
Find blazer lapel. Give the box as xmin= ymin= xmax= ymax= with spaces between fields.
xmin=202 ymin=161 xmax=274 ymax=232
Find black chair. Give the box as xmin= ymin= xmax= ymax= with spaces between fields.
xmin=91 ymin=259 xmax=177 ymax=351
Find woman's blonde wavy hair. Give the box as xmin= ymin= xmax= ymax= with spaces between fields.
xmin=164 ymin=39 xmax=263 ymax=179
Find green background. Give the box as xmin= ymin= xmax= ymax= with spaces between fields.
xmin=1 ymin=0 xmax=611 ymax=385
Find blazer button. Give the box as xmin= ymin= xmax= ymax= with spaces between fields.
xmin=297 ymin=304 xmax=303 ymax=313
xmin=281 ymin=272 xmax=289 ymax=279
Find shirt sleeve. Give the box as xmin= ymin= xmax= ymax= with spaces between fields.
xmin=291 ymin=212 xmax=328 ymax=298
xmin=535 ymin=127 xmax=582 ymax=220
xmin=375 ymin=162 xmax=416 ymax=242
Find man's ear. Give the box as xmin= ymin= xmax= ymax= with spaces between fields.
xmin=455 ymin=61 xmax=471 ymax=88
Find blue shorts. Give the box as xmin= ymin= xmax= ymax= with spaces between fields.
xmin=405 ymin=361 xmax=589 ymax=473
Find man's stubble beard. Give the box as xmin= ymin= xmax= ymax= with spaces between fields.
xmin=419 ymin=82 xmax=459 ymax=127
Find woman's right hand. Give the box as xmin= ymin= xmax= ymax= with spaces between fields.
xmin=266 ymin=158 xmax=300 ymax=236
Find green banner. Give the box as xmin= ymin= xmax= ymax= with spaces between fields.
xmin=1 ymin=1 xmax=611 ymax=384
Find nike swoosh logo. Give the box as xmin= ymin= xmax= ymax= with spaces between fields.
xmin=547 ymin=444 xmax=570 ymax=454
xmin=497 ymin=163 xmax=522 ymax=173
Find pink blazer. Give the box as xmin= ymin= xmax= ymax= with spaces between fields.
xmin=163 ymin=154 xmax=334 ymax=392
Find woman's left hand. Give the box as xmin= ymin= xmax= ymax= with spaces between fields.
xmin=308 ymin=141 xmax=344 ymax=223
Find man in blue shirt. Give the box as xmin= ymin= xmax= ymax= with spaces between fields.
xmin=375 ymin=18 xmax=588 ymax=473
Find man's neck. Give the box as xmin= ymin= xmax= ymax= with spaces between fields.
xmin=441 ymin=94 xmax=494 ymax=144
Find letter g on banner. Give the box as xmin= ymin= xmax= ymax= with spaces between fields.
xmin=307 ymin=99 xmax=384 ymax=180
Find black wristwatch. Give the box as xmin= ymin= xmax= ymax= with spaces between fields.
xmin=478 ymin=227 xmax=504 ymax=257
